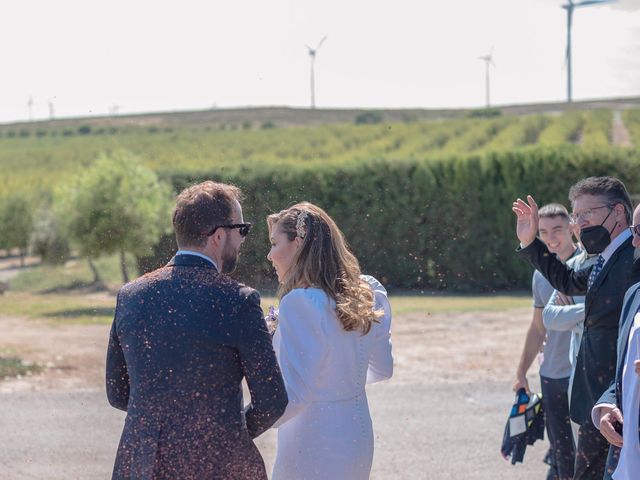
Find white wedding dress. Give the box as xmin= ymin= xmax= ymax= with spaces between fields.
xmin=271 ymin=275 xmax=393 ymax=480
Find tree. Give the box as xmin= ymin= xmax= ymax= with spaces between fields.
xmin=0 ymin=193 xmax=34 ymax=266
xmin=58 ymin=150 xmax=173 ymax=284
xmin=29 ymin=206 xmax=71 ymax=265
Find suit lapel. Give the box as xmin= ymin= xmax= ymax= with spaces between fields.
xmin=618 ymin=287 xmax=640 ymax=370
xmin=586 ymin=237 xmax=632 ymax=312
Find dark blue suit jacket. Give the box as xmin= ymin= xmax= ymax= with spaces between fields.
xmin=596 ymin=281 xmax=640 ymax=440
xmin=106 ymin=254 xmax=287 ymax=480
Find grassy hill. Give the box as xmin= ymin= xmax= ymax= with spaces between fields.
xmin=1 ymin=98 xmax=640 ymax=198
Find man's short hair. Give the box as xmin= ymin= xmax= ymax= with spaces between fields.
xmin=568 ymin=176 xmax=633 ymax=224
xmin=538 ymin=203 xmax=570 ymax=221
xmin=172 ymin=181 xmax=243 ymax=248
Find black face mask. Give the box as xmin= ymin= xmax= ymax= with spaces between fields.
xmin=579 ymin=208 xmax=616 ymax=255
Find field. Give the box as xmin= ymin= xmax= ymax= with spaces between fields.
xmin=1 ymin=101 xmax=640 ymax=198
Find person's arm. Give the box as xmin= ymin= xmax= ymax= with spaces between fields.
xmin=106 ymin=293 xmax=130 ymax=411
xmin=236 ymin=289 xmax=288 ymax=438
xmin=592 ymin=382 xmax=622 ymax=447
xmin=362 ymin=276 xmax=393 ymax=384
xmin=272 ymin=290 xmax=327 ymax=428
xmin=542 ymin=290 xmax=584 ymax=332
xmin=518 ymin=238 xmax=590 ymax=295
xmin=513 ymin=307 xmax=546 ymax=393
xmin=513 ymin=196 xmax=589 ymax=295
xmin=591 ymin=282 xmax=640 ymax=447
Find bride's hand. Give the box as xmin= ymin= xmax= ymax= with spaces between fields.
xmin=512 ymin=195 xmax=539 ymax=248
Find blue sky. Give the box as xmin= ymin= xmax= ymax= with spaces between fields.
xmin=1 ymin=0 xmax=639 ymax=123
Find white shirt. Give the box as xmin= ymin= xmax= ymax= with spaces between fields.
xmin=600 ymin=228 xmax=632 ymax=267
xmin=175 ymin=250 xmax=219 ymax=271
xmin=612 ymin=313 xmax=640 ymax=479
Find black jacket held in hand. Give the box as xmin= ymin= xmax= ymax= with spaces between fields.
xmin=106 ymin=254 xmax=287 ymax=480
xmin=517 ymin=236 xmax=640 ymax=425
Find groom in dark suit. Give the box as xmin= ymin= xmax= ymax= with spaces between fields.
xmin=513 ymin=177 xmax=640 ymax=479
xmin=106 ymin=181 xmax=287 ymax=479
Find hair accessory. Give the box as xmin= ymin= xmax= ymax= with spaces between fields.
xmin=296 ymin=210 xmax=309 ymax=239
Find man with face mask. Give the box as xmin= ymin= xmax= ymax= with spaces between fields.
xmin=106 ymin=181 xmax=287 ymax=479
xmin=512 ymin=177 xmax=640 ymax=480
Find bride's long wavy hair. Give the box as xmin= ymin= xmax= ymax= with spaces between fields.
xmin=267 ymin=202 xmax=381 ymax=334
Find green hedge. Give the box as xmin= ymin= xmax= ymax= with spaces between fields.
xmin=155 ymin=146 xmax=640 ymax=291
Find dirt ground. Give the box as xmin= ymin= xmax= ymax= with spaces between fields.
xmin=0 ymin=289 xmax=554 ymax=480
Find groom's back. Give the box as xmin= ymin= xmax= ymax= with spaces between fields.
xmin=107 ymin=254 xmax=279 ymax=479
xmin=117 ymin=262 xmax=246 ymax=415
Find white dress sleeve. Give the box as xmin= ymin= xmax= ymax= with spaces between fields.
xmin=273 ymin=289 xmax=327 ymax=428
xmin=362 ymin=275 xmax=394 ymax=384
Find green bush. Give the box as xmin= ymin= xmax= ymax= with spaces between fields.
xmin=157 ymin=146 xmax=640 ymax=291
xmin=0 ymin=193 xmax=34 ymax=262
xmin=467 ymin=108 xmax=502 ymax=118
xmin=29 ymin=207 xmax=71 ymax=265
xmin=354 ymin=112 xmax=383 ymax=125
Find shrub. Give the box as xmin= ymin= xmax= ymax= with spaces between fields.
xmin=354 ymin=112 xmax=383 ymax=125
xmin=0 ymin=193 xmax=34 ymax=265
xmin=158 ymin=146 xmax=640 ymax=291
xmin=29 ymin=207 xmax=70 ymax=265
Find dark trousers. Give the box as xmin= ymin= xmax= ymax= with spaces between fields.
xmin=541 ymin=376 xmax=575 ymax=480
xmin=573 ymin=418 xmax=611 ymax=479
xmin=603 ymin=445 xmax=620 ymax=480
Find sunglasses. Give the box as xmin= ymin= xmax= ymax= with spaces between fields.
xmin=208 ymin=223 xmax=252 ymax=238
xmin=628 ymin=225 xmax=640 ymax=237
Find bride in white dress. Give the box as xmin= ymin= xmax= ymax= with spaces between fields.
xmin=266 ymin=202 xmax=393 ymax=480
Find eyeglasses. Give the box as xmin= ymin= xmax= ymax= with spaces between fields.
xmin=628 ymin=225 xmax=640 ymax=237
xmin=569 ymin=205 xmax=613 ymax=224
xmin=208 ymin=223 xmax=252 ymax=238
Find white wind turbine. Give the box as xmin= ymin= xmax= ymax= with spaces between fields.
xmin=27 ymin=96 xmax=34 ymax=121
xmin=478 ymin=49 xmax=496 ymax=108
xmin=306 ymin=35 xmax=327 ymax=109
xmin=561 ymin=0 xmax=615 ymax=103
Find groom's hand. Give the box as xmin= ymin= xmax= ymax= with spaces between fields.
xmin=512 ymin=195 xmax=539 ymax=248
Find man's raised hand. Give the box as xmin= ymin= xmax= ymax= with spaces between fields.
xmin=512 ymin=195 xmax=539 ymax=248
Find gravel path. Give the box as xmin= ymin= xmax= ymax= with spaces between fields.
xmin=0 ymin=307 xmax=550 ymax=479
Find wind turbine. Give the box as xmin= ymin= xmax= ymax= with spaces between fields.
xmin=306 ymin=35 xmax=327 ymax=109
xmin=562 ymin=0 xmax=615 ymax=103
xmin=27 ymin=96 xmax=34 ymax=121
xmin=478 ymin=49 xmax=496 ymax=108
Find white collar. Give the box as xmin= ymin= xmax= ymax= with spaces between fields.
xmin=600 ymin=228 xmax=631 ymax=264
xmin=176 ymin=250 xmax=219 ymax=271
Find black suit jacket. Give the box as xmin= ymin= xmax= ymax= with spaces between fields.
xmin=106 ymin=254 xmax=287 ymax=480
xmin=518 ymin=236 xmax=640 ymax=424
xmin=596 ymin=281 xmax=640 ymax=438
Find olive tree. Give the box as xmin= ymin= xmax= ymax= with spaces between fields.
xmin=0 ymin=193 xmax=34 ymax=266
xmin=58 ymin=150 xmax=173 ymax=284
